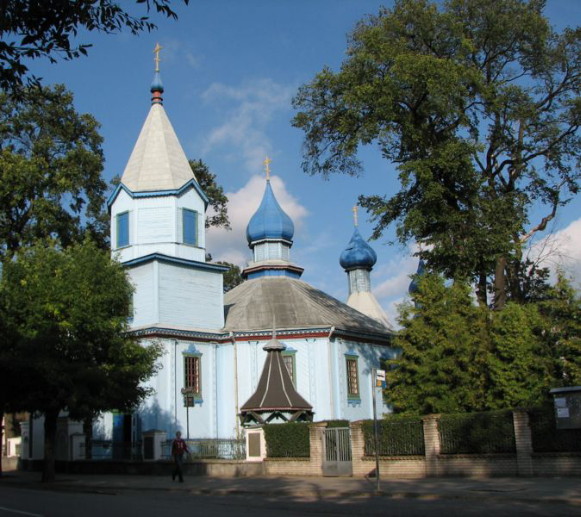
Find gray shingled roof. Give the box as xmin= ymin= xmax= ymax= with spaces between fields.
xmin=224 ymin=276 xmax=392 ymax=336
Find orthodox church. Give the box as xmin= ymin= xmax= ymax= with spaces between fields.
xmin=100 ymin=62 xmax=395 ymax=444
xmin=17 ymin=56 xmax=393 ymax=459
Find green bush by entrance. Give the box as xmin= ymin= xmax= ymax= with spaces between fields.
xmin=263 ymin=422 xmax=310 ymax=458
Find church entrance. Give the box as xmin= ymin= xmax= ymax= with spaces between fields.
xmin=322 ymin=427 xmax=352 ymax=476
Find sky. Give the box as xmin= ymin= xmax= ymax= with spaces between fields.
xmin=26 ymin=0 xmax=581 ymax=326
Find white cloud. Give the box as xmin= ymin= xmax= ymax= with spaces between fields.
xmin=529 ymin=218 xmax=581 ymax=288
xmin=372 ymin=246 xmax=420 ymax=328
xmin=205 ymin=174 xmax=308 ymax=267
xmin=200 ymin=79 xmax=295 ymax=172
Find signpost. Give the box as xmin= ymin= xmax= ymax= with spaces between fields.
xmin=371 ymin=368 xmax=386 ymax=493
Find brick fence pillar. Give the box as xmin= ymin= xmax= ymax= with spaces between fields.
xmin=350 ymin=421 xmax=366 ymax=476
xmin=513 ymin=409 xmax=533 ymax=477
xmin=422 ymin=415 xmax=441 ymax=477
xmin=308 ymin=422 xmax=327 ymax=475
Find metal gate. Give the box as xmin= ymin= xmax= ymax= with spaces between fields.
xmin=322 ymin=427 xmax=352 ymax=476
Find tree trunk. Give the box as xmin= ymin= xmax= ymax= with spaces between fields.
xmin=476 ymin=271 xmax=488 ymax=307
xmin=0 ymin=407 xmax=4 ymax=478
xmin=83 ymin=416 xmax=93 ymax=460
xmin=493 ymin=256 xmax=507 ymax=310
xmin=42 ymin=408 xmax=59 ymax=482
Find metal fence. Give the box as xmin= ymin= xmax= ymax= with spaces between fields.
xmin=529 ymin=408 xmax=581 ymax=453
xmin=363 ymin=419 xmax=425 ymax=456
xmin=82 ymin=440 xmax=143 ymax=461
xmin=162 ymin=438 xmax=246 ymax=460
xmin=438 ymin=411 xmax=516 ymax=454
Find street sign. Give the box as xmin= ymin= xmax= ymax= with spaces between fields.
xmin=376 ymin=369 xmax=386 ymax=388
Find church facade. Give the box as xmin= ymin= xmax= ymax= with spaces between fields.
xmin=21 ymin=64 xmax=395 ymax=459
xmin=102 ymin=67 xmax=395 ymax=444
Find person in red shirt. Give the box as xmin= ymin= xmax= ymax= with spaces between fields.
xmin=171 ymin=431 xmax=190 ymax=482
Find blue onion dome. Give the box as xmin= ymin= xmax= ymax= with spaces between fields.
xmin=408 ymin=259 xmax=426 ymax=294
xmin=246 ymin=180 xmax=294 ymax=244
xmin=150 ymin=71 xmax=164 ymax=93
xmin=339 ymin=227 xmax=377 ymax=270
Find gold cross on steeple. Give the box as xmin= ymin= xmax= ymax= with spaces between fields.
xmin=153 ymin=43 xmax=163 ymax=72
xmin=352 ymin=204 xmax=359 ymax=227
xmin=263 ymin=156 xmax=272 ymax=180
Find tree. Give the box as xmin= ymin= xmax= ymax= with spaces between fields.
xmin=216 ymin=261 xmax=243 ymax=292
xmin=0 ymin=0 xmax=189 ymax=92
xmin=189 ymin=159 xmax=231 ymax=230
xmin=537 ymin=273 xmax=581 ymax=385
xmin=387 ymin=268 xmax=581 ymax=415
xmin=293 ymin=0 xmax=581 ymax=308
xmin=0 ymin=84 xmax=108 ymax=256
xmin=386 ymin=273 xmax=489 ymax=414
xmin=0 ymin=240 xmax=162 ymax=481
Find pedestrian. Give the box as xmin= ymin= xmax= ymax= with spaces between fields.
xmin=171 ymin=431 xmax=189 ymax=482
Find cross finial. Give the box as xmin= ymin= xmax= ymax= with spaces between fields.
xmin=153 ymin=43 xmax=163 ymax=73
xmin=263 ymin=156 xmax=272 ymax=180
xmin=352 ymin=204 xmax=359 ymax=227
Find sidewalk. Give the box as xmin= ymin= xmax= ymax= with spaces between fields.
xmin=2 ymin=470 xmax=581 ymax=505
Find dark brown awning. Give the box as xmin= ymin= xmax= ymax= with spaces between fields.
xmin=240 ymin=337 xmax=313 ymax=424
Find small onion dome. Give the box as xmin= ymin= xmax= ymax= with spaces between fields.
xmin=246 ymin=180 xmax=294 ymax=244
xmin=150 ymin=71 xmax=164 ymax=104
xmin=339 ymin=227 xmax=377 ymax=270
xmin=150 ymin=71 xmax=164 ymax=94
xmin=408 ymin=259 xmax=426 ymax=294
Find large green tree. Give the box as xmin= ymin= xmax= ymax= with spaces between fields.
xmin=386 ymin=273 xmax=490 ymax=414
xmin=293 ymin=0 xmax=581 ymax=308
xmin=0 ymin=240 xmax=162 ymax=482
xmin=387 ymin=270 xmax=581 ymax=414
xmin=0 ymin=84 xmax=107 ymax=256
xmin=0 ymin=0 xmax=189 ymax=91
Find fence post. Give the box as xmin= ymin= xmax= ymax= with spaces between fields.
xmin=513 ymin=409 xmax=534 ymax=477
xmin=350 ymin=421 xmax=366 ymax=476
xmin=308 ymin=422 xmax=327 ymax=475
xmin=422 ymin=414 xmax=441 ymax=477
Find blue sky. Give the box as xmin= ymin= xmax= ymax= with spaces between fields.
xmin=28 ymin=0 xmax=581 ymax=325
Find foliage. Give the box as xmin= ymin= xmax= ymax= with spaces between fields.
xmin=293 ymin=0 xmax=581 ymax=306
xmin=215 ymin=261 xmax=243 ymax=292
xmin=386 ymin=271 xmax=581 ymax=414
xmin=0 ymin=0 xmax=189 ymax=91
xmin=385 ymin=273 xmax=490 ymax=414
xmin=0 ymin=84 xmax=108 ymax=256
xmin=362 ymin=416 xmax=425 ymax=456
xmin=486 ymin=302 xmax=549 ymax=408
xmin=536 ymin=273 xmax=581 ymax=386
xmin=0 ymin=240 xmax=162 ymax=480
xmin=438 ymin=410 xmax=516 ymax=454
xmin=322 ymin=419 xmax=350 ymax=428
xmin=189 ymin=159 xmax=230 ymax=230
xmin=263 ymin=422 xmax=310 ymax=458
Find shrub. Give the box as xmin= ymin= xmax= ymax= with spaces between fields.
xmin=263 ymin=422 xmax=310 ymax=458
xmin=362 ymin=416 xmax=425 ymax=456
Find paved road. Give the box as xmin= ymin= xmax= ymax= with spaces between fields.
xmin=0 ymin=485 xmax=579 ymax=517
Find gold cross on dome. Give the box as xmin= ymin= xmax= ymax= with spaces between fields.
xmin=153 ymin=43 xmax=163 ymax=72
xmin=352 ymin=204 xmax=359 ymax=227
xmin=263 ymin=156 xmax=272 ymax=180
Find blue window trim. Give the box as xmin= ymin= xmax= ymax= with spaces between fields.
xmin=116 ymin=211 xmax=129 ymax=249
xmin=345 ymin=354 xmax=361 ymax=401
xmin=182 ymin=208 xmax=198 ymax=246
xmin=183 ymin=352 xmax=203 ymax=405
